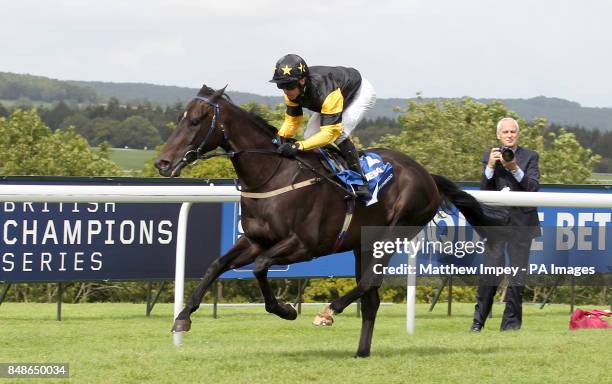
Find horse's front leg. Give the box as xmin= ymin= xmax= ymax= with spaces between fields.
xmin=252 ymin=234 xmax=309 ymax=320
xmin=172 ymin=236 xmax=261 ymax=332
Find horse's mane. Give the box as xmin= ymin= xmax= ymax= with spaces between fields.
xmin=198 ymin=84 xmax=278 ymax=137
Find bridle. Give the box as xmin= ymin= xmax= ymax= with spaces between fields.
xmin=176 ymin=95 xmax=286 ymax=191
xmin=179 ymin=96 xmax=229 ymax=165
xmin=179 ymin=96 xmax=283 ymax=165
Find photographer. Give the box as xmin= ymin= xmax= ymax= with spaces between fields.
xmin=471 ymin=117 xmax=541 ymax=332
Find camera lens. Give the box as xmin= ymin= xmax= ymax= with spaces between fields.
xmin=501 ymin=147 xmax=515 ymax=162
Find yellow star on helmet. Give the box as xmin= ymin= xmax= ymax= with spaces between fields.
xmin=297 ymin=63 xmax=305 ymax=73
xmin=281 ymin=65 xmax=292 ymax=75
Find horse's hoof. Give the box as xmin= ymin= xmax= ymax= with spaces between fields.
xmin=267 ymin=302 xmax=298 ymax=320
xmin=171 ymin=319 xmax=192 ymax=332
xmin=312 ymin=305 xmax=334 ymax=326
xmin=278 ymin=303 xmax=298 ymax=320
xmin=354 ymin=351 xmax=370 ymax=358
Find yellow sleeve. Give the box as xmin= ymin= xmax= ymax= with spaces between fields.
xmin=296 ymin=88 xmax=344 ymax=150
xmin=278 ymin=94 xmax=303 ymax=138
xmin=297 ymin=124 xmax=342 ymax=150
xmin=278 ymin=113 xmax=303 ymax=138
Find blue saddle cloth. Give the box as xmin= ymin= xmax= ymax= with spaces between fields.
xmin=318 ymin=150 xmax=394 ymax=206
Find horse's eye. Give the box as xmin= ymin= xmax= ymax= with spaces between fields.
xmin=190 ymin=118 xmax=201 ymax=126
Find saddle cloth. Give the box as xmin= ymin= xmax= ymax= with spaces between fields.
xmin=316 ymin=147 xmax=394 ymax=206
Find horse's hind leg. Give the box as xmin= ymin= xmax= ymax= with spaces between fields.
xmin=312 ymin=248 xmax=381 ymax=357
xmin=252 ymin=234 xmax=309 ymax=320
xmin=324 ymin=248 xmax=389 ymax=317
xmin=325 ymin=225 xmax=423 ymax=315
xmin=172 ymin=237 xmax=260 ymax=332
xmin=355 ymin=286 xmax=380 ymax=358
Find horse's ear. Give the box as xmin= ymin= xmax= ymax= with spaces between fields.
xmin=198 ymin=84 xmax=208 ymax=95
xmin=211 ymin=85 xmax=228 ymax=102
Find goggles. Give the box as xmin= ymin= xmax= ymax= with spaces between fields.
xmin=276 ymin=81 xmax=299 ymax=90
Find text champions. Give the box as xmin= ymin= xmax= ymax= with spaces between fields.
xmin=2 ymin=219 xmax=173 ymax=273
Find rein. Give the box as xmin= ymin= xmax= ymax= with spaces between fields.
xmin=201 ymin=149 xmax=352 ymax=197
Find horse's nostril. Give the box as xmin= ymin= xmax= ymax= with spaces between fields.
xmin=155 ymin=159 xmax=170 ymax=171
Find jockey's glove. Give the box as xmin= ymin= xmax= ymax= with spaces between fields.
xmin=277 ymin=142 xmax=300 ymax=157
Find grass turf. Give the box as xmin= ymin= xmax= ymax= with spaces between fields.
xmin=105 ymin=148 xmax=156 ymax=171
xmin=588 ymin=173 xmax=612 ymax=184
xmin=0 ymin=303 xmax=610 ymax=383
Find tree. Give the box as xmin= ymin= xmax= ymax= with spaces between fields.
xmin=41 ymin=100 xmax=73 ymax=131
xmin=164 ymin=102 xmax=184 ymax=123
xmin=89 ymin=117 xmax=118 ymax=146
xmin=354 ymin=116 xmax=403 ymax=146
xmin=111 ymin=115 xmax=162 ymax=148
xmin=0 ymin=102 xmax=8 ymax=118
xmin=60 ymin=112 xmax=93 ymax=135
xmin=374 ymin=98 xmax=599 ymax=183
xmin=545 ymin=123 xmax=612 ymax=173
xmin=15 ymin=96 xmax=33 ymax=109
xmin=106 ymin=97 xmax=124 ymax=120
xmin=62 ymin=116 xmax=118 ymax=146
xmin=240 ymin=102 xmax=286 ymax=129
xmin=0 ymin=109 xmax=122 ymax=176
xmin=540 ymin=129 xmax=600 ymax=184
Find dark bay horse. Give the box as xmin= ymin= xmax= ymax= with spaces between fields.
xmin=155 ymin=85 xmax=502 ymax=357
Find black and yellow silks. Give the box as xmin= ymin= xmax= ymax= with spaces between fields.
xmin=278 ymin=66 xmax=362 ymax=150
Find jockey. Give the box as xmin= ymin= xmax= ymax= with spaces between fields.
xmin=270 ymin=53 xmax=376 ymax=200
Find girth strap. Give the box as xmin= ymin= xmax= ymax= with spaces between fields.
xmin=331 ymin=198 xmax=355 ymax=254
xmin=240 ymin=178 xmax=320 ymax=199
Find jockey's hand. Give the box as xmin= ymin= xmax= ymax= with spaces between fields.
xmin=277 ymin=142 xmax=300 ymax=157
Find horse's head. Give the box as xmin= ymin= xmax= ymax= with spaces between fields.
xmin=155 ymin=85 xmax=228 ymax=177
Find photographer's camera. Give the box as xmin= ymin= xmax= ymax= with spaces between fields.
xmin=499 ymin=146 xmax=514 ymax=162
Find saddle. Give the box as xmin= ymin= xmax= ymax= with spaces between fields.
xmin=316 ymin=145 xmax=350 ymax=174
xmin=315 ymin=146 xmax=394 ymax=206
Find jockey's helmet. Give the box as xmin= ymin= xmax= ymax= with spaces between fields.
xmin=270 ymin=54 xmax=309 ymax=89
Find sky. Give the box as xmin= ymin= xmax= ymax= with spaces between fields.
xmin=2 ymin=0 xmax=611 ymax=107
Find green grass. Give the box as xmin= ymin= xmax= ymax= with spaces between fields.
xmin=1 ymin=303 xmax=610 ymax=383
xmin=105 ymin=148 xmax=157 ymax=171
xmin=0 ymin=99 xmax=55 ymax=109
xmin=589 ymin=173 xmax=612 ymax=183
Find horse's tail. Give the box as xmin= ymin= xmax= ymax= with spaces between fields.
xmin=431 ymin=173 xmax=508 ymax=227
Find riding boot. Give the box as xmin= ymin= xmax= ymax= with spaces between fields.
xmin=337 ymin=139 xmax=372 ymax=201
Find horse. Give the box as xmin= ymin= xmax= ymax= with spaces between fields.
xmin=155 ymin=85 xmax=503 ymax=357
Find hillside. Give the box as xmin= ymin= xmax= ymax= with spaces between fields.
xmin=1 ymin=71 xmax=612 ymax=131
xmin=70 ymin=80 xmax=612 ymax=132
xmin=0 ymin=72 xmax=98 ymax=103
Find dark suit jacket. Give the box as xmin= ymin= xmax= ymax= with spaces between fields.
xmin=480 ymin=146 xmax=541 ymax=236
